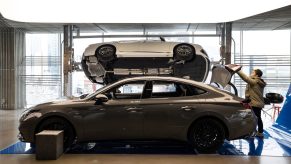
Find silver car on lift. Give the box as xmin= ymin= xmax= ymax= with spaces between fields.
xmin=81 ymin=40 xmax=210 ymax=84
xmin=19 ymin=71 xmax=256 ymax=153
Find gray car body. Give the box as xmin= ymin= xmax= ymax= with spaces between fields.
xmin=81 ymin=40 xmax=210 ymax=84
xmin=19 ymin=76 xmax=256 ymax=144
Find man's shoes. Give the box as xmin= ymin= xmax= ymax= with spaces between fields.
xmin=256 ymin=132 xmax=264 ymax=138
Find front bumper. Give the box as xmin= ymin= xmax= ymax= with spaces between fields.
xmin=18 ymin=121 xmax=36 ymax=143
xmin=18 ymin=113 xmax=41 ymax=143
xmin=17 ymin=133 xmax=24 ymax=142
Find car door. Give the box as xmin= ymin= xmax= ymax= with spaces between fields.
xmin=80 ymin=80 xmax=145 ymax=141
xmin=141 ymin=80 xmax=205 ymax=139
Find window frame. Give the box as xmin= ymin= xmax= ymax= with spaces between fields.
xmin=101 ymin=80 xmax=147 ymax=100
xmin=146 ymin=80 xmax=207 ymax=99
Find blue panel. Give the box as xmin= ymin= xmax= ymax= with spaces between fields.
xmin=0 ymin=142 xmax=34 ymax=154
xmin=276 ymin=83 xmax=291 ymax=130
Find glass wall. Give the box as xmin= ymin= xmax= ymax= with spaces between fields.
xmin=72 ymin=33 xmax=103 ymax=97
xmin=25 ymin=34 xmax=61 ymax=106
xmin=232 ymin=30 xmax=291 ymax=99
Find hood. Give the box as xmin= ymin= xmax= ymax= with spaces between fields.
xmin=33 ymin=99 xmax=83 ymax=109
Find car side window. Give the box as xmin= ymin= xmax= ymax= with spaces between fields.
xmin=178 ymin=82 xmax=206 ymax=96
xmin=186 ymin=84 xmax=206 ymax=95
xmin=103 ymin=81 xmax=145 ymax=100
xmin=151 ymin=81 xmax=206 ymax=98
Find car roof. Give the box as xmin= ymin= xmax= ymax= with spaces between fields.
xmin=115 ymin=76 xmax=236 ymax=99
xmin=116 ymin=76 xmax=213 ymax=89
xmin=85 ymin=75 xmax=233 ymax=100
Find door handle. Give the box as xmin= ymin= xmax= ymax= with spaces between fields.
xmin=181 ymin=106 xmax=196 ymax=111
xmin=126 ymin=107 xmax=143 ymax=112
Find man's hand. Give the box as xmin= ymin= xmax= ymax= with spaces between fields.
xmin=225 ymin=64 xmax=242 ymax=73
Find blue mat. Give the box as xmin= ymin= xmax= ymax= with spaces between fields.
xmin=1 ymin=126 xmax=290 ymax=156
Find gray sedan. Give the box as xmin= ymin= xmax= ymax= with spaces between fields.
xmin=19 ymin=76 xmax=256 ymax=153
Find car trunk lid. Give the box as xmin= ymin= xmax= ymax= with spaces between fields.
xmin=210 ymin=64 xmax=242 ymax=88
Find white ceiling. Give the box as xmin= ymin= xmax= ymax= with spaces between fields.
xmin=1 ymin=0 xmax=291 ymax=23
xmin=1 ymin=3 xmax=291 ymax=32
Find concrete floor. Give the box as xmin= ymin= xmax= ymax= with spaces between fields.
xmin=1 ymin=109 xmax=291 ymax=164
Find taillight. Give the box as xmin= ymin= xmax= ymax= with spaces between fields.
xmin=241 ymin=101 xmax=251 ymax=109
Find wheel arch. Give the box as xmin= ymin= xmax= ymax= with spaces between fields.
xmin=34 ymin=114 xmax=78 ymax=141
xmin=187 ymin=115 xmax=229 ymax=141
xmin=173 ymin=43 xmax=196 ymax=61
xmin=95 ymin=44 xmax=117 ymax=62
xmin=95 ymin=43 xmax=116 ymax=53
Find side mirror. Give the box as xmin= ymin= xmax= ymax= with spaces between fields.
xmin=79 ymin=93 xmax=88 ymax=99
xmin=95 ymin=94 xmax=108 ymax=103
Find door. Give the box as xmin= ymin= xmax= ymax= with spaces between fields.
xmin=81 ymin=80 xmax=146 ymax=141
xmin=142 ymin=80 xmax=204 ymax=139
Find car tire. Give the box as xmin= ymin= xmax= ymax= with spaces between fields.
xmin=173 ymin=44 xmax=195 ymax=61
xmin=96 ymin=44 xmax=116 ymax=63
xmin=36 ymin=117 xmax=75 ymax=150
xmin=189 ymin=118 xmax=225 ymax=153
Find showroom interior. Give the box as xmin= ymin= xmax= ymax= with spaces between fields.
xmin=0 ymin=0 xmax=291 ymax=163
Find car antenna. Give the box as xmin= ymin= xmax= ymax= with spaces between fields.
xmin=159 ymin=36 xmax=166 ymax=42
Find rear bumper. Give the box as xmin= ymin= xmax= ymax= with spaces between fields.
xmin=228 ymin=116 xmax=257 ymax=140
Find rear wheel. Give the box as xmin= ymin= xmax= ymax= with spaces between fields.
xmin=189 ymin=118 xmax=225 ymax=153
xmin=36 ymin=117 xmax=75 ymax=150
xmin=174 ymin=44 xmax=195 ymax=61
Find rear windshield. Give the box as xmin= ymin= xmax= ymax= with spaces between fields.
xmin=207 ymin=84 xmax=237 ymax=97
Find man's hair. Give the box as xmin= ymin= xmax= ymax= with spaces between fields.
xmin=254 ymin=69 xmax=263 ymax=77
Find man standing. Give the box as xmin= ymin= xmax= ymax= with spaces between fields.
xmin=236 ymin=69 xmax=266 ymax=138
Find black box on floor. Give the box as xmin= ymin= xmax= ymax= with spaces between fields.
xmin=35 ymin=130 xmax=63 ymax=160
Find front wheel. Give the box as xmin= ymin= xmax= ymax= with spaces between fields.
xmin=189 ymin=118 xmax=225 ymax=153
xmin=36 ymin=117 xmax=75 ymax=150
xmin=96 ymin=44 xmax=116 ymax=63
